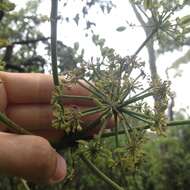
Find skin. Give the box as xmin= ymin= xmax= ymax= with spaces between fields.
xmin=0 ymin=72 xmax=99 ymax=184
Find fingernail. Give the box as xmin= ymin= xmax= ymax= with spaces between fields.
xmin=49 ymin=154 xmax=67 ymax=184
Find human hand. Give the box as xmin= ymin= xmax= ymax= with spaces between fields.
xmin=0 ymin=72 xmax=95 ymax=184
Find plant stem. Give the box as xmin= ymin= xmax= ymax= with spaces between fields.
xmin=80 ymin=154 xmax=124 ymax=190
xmin=77 ymin=80 xmax=110 ymax=105
xmin=98 ymin=110 xmax=112 ymax=139
xmin=84 ymin=108 xmax=111 ymax=134
xmin=131 ymin=86 xmax=152 ymax=99
xmin=167 ymin=120 xmax=190 ymax=126
xmin=20 ymin=179 xmax=31 ymax=190
xmin=119 ymin=92 xmax=153 ymax=108
xmin=58 ymin=95 xmax=93 ymax=101
xmin=51 ymin=0 xmax=59 ymax=86
xmin=125 ymin=112 xmax=154 ymax=124
xmin=0 ymin=112 xmax=31 ymax=135
xmin=81 ymin=78 xmax=112 ymax=105
xmin=122 ymin=108 xmax=152 ymax=119
xmin=133 ymin=27 xmax=159 ymax=57
xmin=120 ymin=119 xmax=132 ymax=143
xmin=81 ymin=106 xmax=105 ymax=117
xmin=121 ymin=109 xmax=154 ymax=124
xmin=102 ymin=120 xmax=190 ymax=138
xmin=114 ymin=113 xmax=119 ymax=147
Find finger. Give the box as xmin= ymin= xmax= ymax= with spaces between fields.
xmin=0 ymin=78 xmax=7 ymax=112
xmin=33 ymin=130 xmax=65 ymax=142
xmin=6 ymin=105 xmax=114 ymax=131
xmin=0 ymin=79 xmax=7 ymax=131
xmin=0 ymin=132 xmax=67 ymax=184
xmin=0 ymin=72 xmax=91 ymax=104
xmin=6 ymin=105 xmax=53 ymax=130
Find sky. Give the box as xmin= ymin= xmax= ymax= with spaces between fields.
xmin=14 ymin=0 xmax=190 ymax=115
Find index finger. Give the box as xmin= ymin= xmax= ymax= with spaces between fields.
xmin=0 ymin=72 xmax=91 ymax=105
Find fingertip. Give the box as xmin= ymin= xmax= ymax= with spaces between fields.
xmin=49 ymin=153 xmax=67 ymax=184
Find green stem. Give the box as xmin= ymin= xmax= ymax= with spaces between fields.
xmin=52 ymin=119 xmax=190 ymax=149
xmin=85 ymin=108 xmax=111 ymax=133
xmin=121 ymin=109 xmax=154 ymax=124
xmin=133 ymin=27 xmax=159 ymax=57
xmin=20 ymin=179 xmax=31 ymax=190
xmin=98 ymin=110 xmax=112 ymax=139
xmin=58 ymin=95 xmax=93 ymax=101
xmin=80 ymin=154 xmax=124 ymax=190
xmin=122 ymin=108 xmax=152 ymax=119
xmin=167 ymin=120 xmax=190 ymax=126
xmin=77 ymin=81 xmax=105 ymax=101
xmin=131 ymin=86 xmax=152 ymax=99
xmin=116 ymin=61 xmax=125 ymax=100
xmin=82 ymin=78 xmax=111 ymax=105
xmin=0 ymin=112 xmax=31 ymax=135
xmin=102 ymin=130 xmax=125 ymax=138
xmin=120 ymin=85 xmax=152 ymax=105
xmin=81 ymin=106 xmax=105 ymax=117
xmin=119 ymin=92 xmax=153 ymax=108
xmin=102 ymin=120 xmax=190 ymax=138
xmin=51 ymin=0 xmax=59 ymax=86
xmin=114 ymin=113 xmax=119 ymax=147
xmin=126 ymin=112 xmax=154 ymax=124
xmin=120 ymin=119 xmax=132 ymax=143
xmin=162 ymin=6 xmax=179 ymax=23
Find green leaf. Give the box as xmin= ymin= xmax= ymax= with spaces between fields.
xmin=170 ymin=49 xmax=190 ymax=70
xmin=0 ymin=1 xmax=15 ymax=12
xmin=179 ymin=15 xmax=190 ymax=26
xmin=0 ymin=38 xmax=9 ymax=47
xmin=183 ymin=27 xmax=190 ymax=34
xmin=74 ymin=42 xmax=79 ymax=51
xmin=143 ymin=0 xmax=153 ymax=9
xmin=116 ymin=26 xmax=126 ymax=32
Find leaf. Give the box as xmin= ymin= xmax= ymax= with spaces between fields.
xmin=116 ymin=26 xmax=126 ymax=32
xmin=82 ymin=6 xmax=88 ymax=17
xmin=179 ymin=15 xmax=190 ymax=27
xmin=183 ymin=27 xmax=190 ymax=34
xmin=0 ymin=38 xmax=9 ymax=47
xmin=73 ymin=14 xmax=80 ymax=25
xmin=0 ymin=1 xmax=15 ymax=12
xmin=170 ymin=49 xmax=190 ymax=70
xmin=77 ymin=140 xmax=88 ymax=145
xmin=74 ymin=42 xmax=79 ymax=51
xmin=86 ymin=21 xmax=96 ymax=30
xmin=143 ymin=0 xmax=153 ymax=9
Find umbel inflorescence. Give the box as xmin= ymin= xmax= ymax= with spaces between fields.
xmin=52 ymin=53 xmax=170 ymax=137
xmin=51 ymin=53 xmax=170 ymax=185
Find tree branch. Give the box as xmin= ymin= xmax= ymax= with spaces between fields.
xmin=0 ymin=37 xmax=50 ymax=50
xmin=12 ymin=37 xmax=50 ymax=45
xmin=131 ymin=3 xmax=146 ymax=27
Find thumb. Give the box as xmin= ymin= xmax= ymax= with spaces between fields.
xmin=0 ymin=132 xmax=67 ymax=184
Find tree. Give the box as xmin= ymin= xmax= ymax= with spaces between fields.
xmin=0 ymin=0 xmax=50 ymax=72
xmin=127 ymin=0 xmax=190 ymax=118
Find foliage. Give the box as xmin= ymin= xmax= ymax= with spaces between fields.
xmin=128 ymin=0 xmax=190 ymax=54
xmin=25 ymin=125 xmax=190 ymax=190
xmin=166 ymin=48 xmax=190 ymax=77
xmin=0 ymin=0 xmax=15 ymax=12
xmin=62 ymin=0 xmax=115 ymax=29
xmin=0 ymin=0 xmax=49 ymax=72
